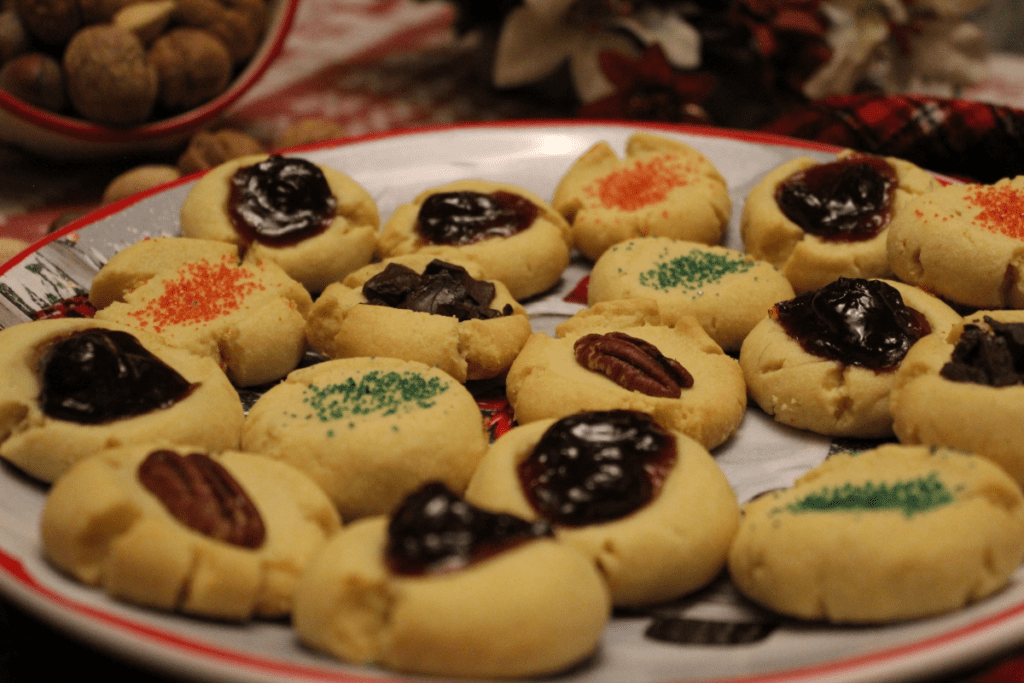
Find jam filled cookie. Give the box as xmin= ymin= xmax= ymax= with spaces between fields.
xmin=466 ymin=410 xmax=739 ymax=607
xmin=305 ymin=254 xmax=531 ymax=383
xmin=588 ymin=237 xmax=794 ymax=352
xmin=888 ymin=176 xmax=1024 ymax=309
xmin=505 ymin=299 xmax=746 ymax=450
xmin=41 ymin=443 xmax=340 ymax=620
xmin=180 ymin=154 xmax=380 ymax=292
xmin=91 ymin=236 xmax=312 ymax=387
xmin=0 ymin=318 xmax=243 ymax=483
xmin=552 ymin=132 xmax=731 ymax=261
xmin=241 ymin=357 xmax=488 ymax=520
xmin=292 ymin=482 xmax=609 ymax=679
xmin=376 ymin=179 xmax=573 ymax=300
xmin=891 ymin=310 xmax=1024 ymax=487
xmin=741 ymin=150 xmax=936 ymax=294
xmin=739 ymin=278 xmax=960 ymax=438
xmin=728 ymin=444 xmax=1024 ymax=623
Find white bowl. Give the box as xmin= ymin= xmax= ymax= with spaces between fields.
xmin=0 ymin=0 xmax=297 ymax=160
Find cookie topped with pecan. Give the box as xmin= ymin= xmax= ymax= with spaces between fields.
xmin=41 ymin=443 xmax=340 ymax=621
xmin=505 ymin=298 xmax=746 ymax=451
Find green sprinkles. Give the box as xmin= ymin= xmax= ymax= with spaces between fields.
xmin=782 ymin=472 xmax=955 ymax=518
xmin=638 ymin=249 xmax=754 ymax=292
xmin=303 ymin=370 xmax=450 ymax=422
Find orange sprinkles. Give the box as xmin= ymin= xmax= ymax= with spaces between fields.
xmin=128 ymin=256 xmax=265 ymax=333
xmin=588 ymin=154 xmax=696 ymax=211
xmin=968 ymin=184 xmax=1024 ymax=240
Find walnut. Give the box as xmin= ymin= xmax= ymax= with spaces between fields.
xmin=102 ymin=163 xmax=181 ymax=203
xmin=149 ymin=27 xmax=230 ymax=110
xmin=175 ymin=0 xmax=266 ymax=64
xmin=177 ymin=127 xmax=264 ymax=174
xmin=13 ymin=0 xmax=80 ymax=45
xmin=62 ymin=24 xmax=157 ymax=126
xmin=274 ymin=117 xmax=346 ymax=151
xmin=0 ymin=51 xmax=65 ymax=110
xmin=0 ymin=10 xmax=30 ymax=64
xmin=113 ymin=0 xmax=175 ymax=44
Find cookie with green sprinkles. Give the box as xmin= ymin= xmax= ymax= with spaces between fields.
xmin=727 ymin=444 xmax=1024 ymax=623
xmin=588 ymin=238 xmax=794 ymax=352
xmin=241 ymin=357 xmax=488 ymax=520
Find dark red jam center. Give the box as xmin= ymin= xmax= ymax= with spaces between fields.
xmin=38 ymin=328 xmax=196 ymax=424
xmin=415 ymin=190 xmax=539 ymax=246
xmin=518 ymin=410 xmax=676 ymax=527
xmin=385 ymin=482 xmax=552 ymax=576
xmin=228 ymin=155 xmax=337 ymax=246
xmin=362 ymin=259 xmax=513 ymax=321
xmin=772 ymin=278 xmax=930 ymax=371
xmin=138 ymin=449 xmax=266 ymax=549
xmin=775 ymin=156 xmax=897 ymax=242
xmin=941 ymin=317 xmax=1024 ymax=386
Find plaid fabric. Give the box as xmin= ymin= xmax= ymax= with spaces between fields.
xmin=760 ymin=94 xmax=1024 ymax=183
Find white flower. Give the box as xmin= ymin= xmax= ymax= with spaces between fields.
xmin=491 ymin=0 xmax=701 ymax=103
xmin=804 ymin=0 xmax=991 ymax=99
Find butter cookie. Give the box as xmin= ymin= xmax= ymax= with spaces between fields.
xmin=728 ymin=444 xmax=1024 ymax=622
xmin=41 ymin=443 xmax=340 ymax=620
xmin=180 ymin=154 xmax=379 ymax=293
xmin=552 ymin=132 xmax=731 ymax=261
xmin=0 ymin=318 xmax=243 ymax=483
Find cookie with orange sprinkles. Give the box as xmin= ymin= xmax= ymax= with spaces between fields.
xmin=887 ymin=176 xmax=1024 ymax=309
xmin=551 ymin=132 xmax=731 ymax=262
xmin=91 ymin=237 xmax=313 ymax=387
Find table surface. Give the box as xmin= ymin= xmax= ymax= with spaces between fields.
xmin=3 ymin=2 xmax=1024 ymax=682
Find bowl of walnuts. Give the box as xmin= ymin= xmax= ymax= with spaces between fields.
xmin=0 ymin=0 xmax=296 ymax=159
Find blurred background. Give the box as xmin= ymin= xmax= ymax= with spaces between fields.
xmin=3 ymin=0 xmax=1024 ymax=258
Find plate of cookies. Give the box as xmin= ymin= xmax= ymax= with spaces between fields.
xmin=2 ymin=120 xmax=1024 ymax=683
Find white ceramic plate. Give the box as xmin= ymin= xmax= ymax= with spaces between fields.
xmin=0 ymin=121 xmax=1020 ymax=683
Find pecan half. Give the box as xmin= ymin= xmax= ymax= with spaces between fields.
xmin=574 ymin=332 xmax=694 ymax=398
xmin=138 ymin=449 xmax=265 ymax=548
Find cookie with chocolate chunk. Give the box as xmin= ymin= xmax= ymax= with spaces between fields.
xmin=305 ymin=254 xmax=531 ymax=383
xmin=891 ymin=310 xmax=1024 ymax=487
xmin=728 ymin=444 xmax=1024 ymax=622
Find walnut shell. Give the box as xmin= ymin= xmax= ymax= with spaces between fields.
xmin=177 ymin=127 xmax=264 ymax=174
xmin=0 ymin=51 xmax=65 ymax=110
xmin=175 ymin=0 xmax=266 ymax=64
xmin=13 ymin=0 xmax=80 ymax=45
xmin=63 ymin=24 xmax=157 ymax=126
xmin=149 ymin=27 xmax=231 ymax=110
xmin=0 ymin=10 xmax=30 ymax=64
